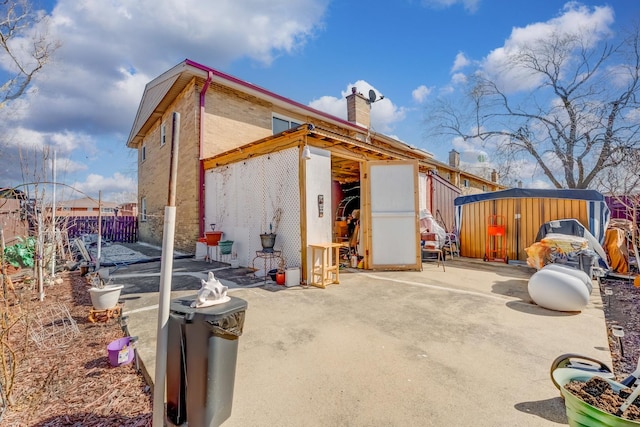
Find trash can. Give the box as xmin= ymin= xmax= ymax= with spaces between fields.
xmin=166 ymin=295 xmax=248 ymax=427
xmin=577 ymin=250 xmax=598 ymax=278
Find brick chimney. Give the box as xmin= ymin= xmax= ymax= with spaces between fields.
xmin=491 ymin=169 xmax=499 ymax=183
xmin=448 ymin=150 xmax=460 ymax=169
xmin=346 ymin=87 xmax=370 ymax=128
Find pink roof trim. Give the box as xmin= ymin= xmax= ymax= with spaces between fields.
xmin=184 ymin=59 xmax=365 ymax=131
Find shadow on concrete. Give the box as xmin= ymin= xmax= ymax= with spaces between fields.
xmin=505 ymin=299 xmax=579 ymax=317
xmin=514 ymin=396 xmax=567 ymax=424
xmin=491 ymin=278 xmax=530 ymax=300
xmin=446 ymin=257 xmax=536 ymax=278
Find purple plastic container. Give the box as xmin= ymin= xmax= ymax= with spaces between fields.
xmin=107 ymin=337 xmax=135 ymax=367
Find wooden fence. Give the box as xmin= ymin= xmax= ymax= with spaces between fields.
xmin=61 ymin=216 xmax=138 ymax=243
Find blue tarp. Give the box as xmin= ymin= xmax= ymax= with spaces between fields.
xmin=454 ymin=188 xmax=606 ymax=206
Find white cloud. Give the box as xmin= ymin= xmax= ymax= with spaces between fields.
xmin=0 ymin=0 xmax=329 ymax=199
xmin=412 ymin=85 xmax=432 ymax=103
xmin=70 ymin=172 xmax=137 ymax=202
xmin=480 ymin=3 xmax=615 ymax=93
xmin=450 ymin=72 xmax=467 ymax=85
xmin=451 ymin=52 xmax=470 ymax=73
xmin=421 ymin=0 xmax=480 ymax=13
xmin=309 ymin=80 xmax=407 ymax=134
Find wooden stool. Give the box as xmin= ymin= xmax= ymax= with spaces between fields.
xmin=88 ymin=305 xmax=122 ymax=323
xmin=421 ymin=248 xmax=445 ymax=272
xmin=309 ymin=243 xmax=345 ymax=288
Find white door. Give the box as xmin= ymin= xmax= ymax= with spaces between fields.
xmin=367 ymin=160 xmax=421 ymax=270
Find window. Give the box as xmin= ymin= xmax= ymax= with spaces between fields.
xmin=141 ymin=197 xmax=147 ymax=222
xmin=446 ymin=173 xmax=451 ymax=181
xmin=141 ymin=144 xmax=146 ymax=162
xmin=463 ymin=179 xmax=470 ymax=187
xmin=272 ymin=115 xmax=302 ymax=135
xmin=160 ymin=123 xmax=166 ymax=146
xmin=482 ymin=185 xmax=487 ymax=191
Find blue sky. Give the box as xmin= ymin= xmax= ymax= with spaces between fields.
xmin=0 ymin=0 xmax=637 ymax=201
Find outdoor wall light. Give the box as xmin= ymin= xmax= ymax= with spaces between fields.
xmin=612 ymin=325 xmax=624 ymax=338
xmin=604 ymin=287 xmax=613 ymax=306
xmin=612 ymin=325 xmax=625 ymax=357
xmin=302 ymin=144 xmax=311 ymax=160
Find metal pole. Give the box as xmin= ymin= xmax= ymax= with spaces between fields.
xmin=153 ymin=111 xmax=180 ymax=426
xmin=51 ymin=151 xmax=56 ymax=278
xmin=37 ymin=210 xmax=44 ymax=301
xmin=0 ymin=227 xmax=6 ymax=302
xmin=96 ymin=191 xmax=101 ymax=271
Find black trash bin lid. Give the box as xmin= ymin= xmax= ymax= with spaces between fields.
xmin=170 ymin=295 xmax=247 ymax=320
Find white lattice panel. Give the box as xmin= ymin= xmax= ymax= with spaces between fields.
xmin=205 ymin=148 xmax=301 ymax=269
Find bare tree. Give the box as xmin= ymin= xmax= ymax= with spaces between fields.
xmin=0 ymin=0 xmax=57 ymax=107
xmin=430 ymin=24 xmax=640 ymax=189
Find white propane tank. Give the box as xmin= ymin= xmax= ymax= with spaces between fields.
xmin=541 ymin=263 xmax=593 ymax=294
xmin=528 ymin=268 xmax=591 ymax=312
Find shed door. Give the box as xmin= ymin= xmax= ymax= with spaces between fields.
xmin=367 ymin=160 xmax=421 ymax=270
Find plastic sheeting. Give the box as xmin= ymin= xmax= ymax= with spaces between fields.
xmin=419 ymin=209 xmax=446 ymax=249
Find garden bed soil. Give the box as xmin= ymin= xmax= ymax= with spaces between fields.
xmin=1 ymin=270 xmax=152 ymax=426
xmin=599 ymin=276 xmax=640 ymax=378
xmin=565 ymin=376 xmax=640 ymax=421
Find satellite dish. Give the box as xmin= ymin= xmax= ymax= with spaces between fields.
xmin=368 ymin=89 xmax=377 ymax=103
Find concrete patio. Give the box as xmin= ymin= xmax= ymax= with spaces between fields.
xmin=110 ymin=250 xmax=610 ymax=426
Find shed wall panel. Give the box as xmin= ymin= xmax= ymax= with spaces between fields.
xmin=429 ymin=173 xmax=460 ymax=233
xmin=459 ymin=197 xmax=590 ymax=261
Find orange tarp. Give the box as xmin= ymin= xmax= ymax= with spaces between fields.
xmin=604 ymin=228 xmax=629 ymax=274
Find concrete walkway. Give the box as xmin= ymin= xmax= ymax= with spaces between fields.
xmin=110 ymin=252 xmax=611 ymax=426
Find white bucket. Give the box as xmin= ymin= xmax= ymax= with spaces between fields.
xmin=195 ymin=242 xmax=208 ymax=260
xmin=285 ymin=267 xmax=300 ymax=287
xmin=88 ymin=284 xmax=124 ymax=310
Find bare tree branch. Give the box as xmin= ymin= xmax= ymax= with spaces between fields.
xmin=427 ymin=22 xmax=640 ymax=190
xmin=0 ymin=0 xmax=58 ymax=108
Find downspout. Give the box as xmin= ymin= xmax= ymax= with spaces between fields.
xmin=198 ymin=71 xmax=213 ymax=237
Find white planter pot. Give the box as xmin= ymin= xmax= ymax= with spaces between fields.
xmin=88 ymin=284 xmax=124 ymax=310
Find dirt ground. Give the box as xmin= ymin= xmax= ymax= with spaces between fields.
xmin=599 ymin=276 xmax=640 ymax=379
xmin=1 ymin=270 xmax=152 ymax=426
xmin=0 ymin=264 xmax=638 ymax=425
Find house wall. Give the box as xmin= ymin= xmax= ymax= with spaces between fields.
xmin=205 ymin=147 xmax=301 ymax=270
xmin=139 ymin=78 xmax=315 ymax=252
xmin=138 ymin=80 xmax=200 ymax=252
xmin=459 ymin=197 xmax=589 ymax=261
xmin=432 ymin=164 xmax=500 ymax=193
xmin=202 ymin=84 xmax=311 ymax=160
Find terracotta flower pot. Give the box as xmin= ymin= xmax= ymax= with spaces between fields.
xmin=275 ymin=271 xmax=286 ymax=286
xmin=205 ymin=231 xmax=223 ymax=246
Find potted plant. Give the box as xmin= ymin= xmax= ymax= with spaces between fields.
xmin=275 ymin=258 xmax=286 ymax=286
xmin=552 ymin=367 xmax=640 ymax=425
xmin=205 ymin=223 xmax=223 ymax=246
xmin=219 ymin=240 xmax=233 ymax=255
xmin=260 ymin=208 xmax=282 ymax=253
xmin=87 ymin=274 xmax=124 ymax=310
